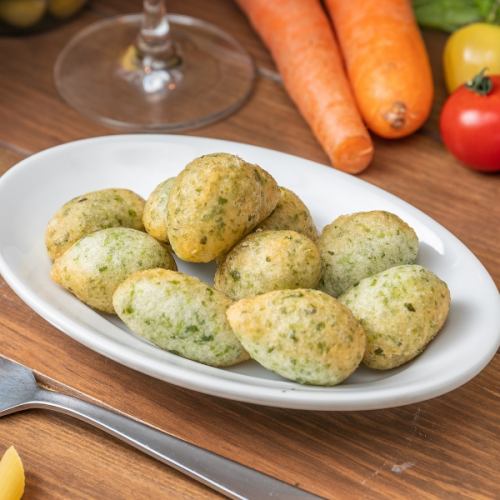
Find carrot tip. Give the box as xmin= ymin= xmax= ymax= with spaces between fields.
xmin=333 ymin=136 xmax=374 ymax=174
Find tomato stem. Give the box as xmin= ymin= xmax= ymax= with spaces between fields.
xmin=465 ymin=68 xmax=493 ymax=96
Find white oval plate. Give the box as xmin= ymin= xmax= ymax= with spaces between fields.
xmin=0 ymin=135 xmax=498 ymax=410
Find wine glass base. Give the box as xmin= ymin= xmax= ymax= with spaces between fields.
xmin=54 ymin=14 xmax=255 ymax=131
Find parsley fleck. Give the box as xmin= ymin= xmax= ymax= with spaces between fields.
xmin=229 ymin=270 xmax=241 ymax=281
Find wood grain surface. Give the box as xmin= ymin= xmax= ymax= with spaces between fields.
xmin=0 ymin=1 xmax=498 ymax=498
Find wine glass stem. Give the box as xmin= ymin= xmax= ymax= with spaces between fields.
xmin=136 ymin=0 xmax=178 ymax=67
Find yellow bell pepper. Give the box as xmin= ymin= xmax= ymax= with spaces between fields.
xmin=444 ymin=23 xmax=500 ymax=93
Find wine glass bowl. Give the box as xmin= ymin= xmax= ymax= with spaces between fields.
xmin=54 ymin=2 xmax=255 ymax=131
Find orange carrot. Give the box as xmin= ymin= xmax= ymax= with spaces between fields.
xmin=236 ymin=0 xmax=373 ymax=174
xmin=325 ymin=0 xmax=433 ymax=138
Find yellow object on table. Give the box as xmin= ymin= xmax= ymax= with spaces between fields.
xmin=0 ymin=0 xmax=87 ymax=32
xmin=0 ymin=447 xmax=25 ymax=500
xmin=48 ymin=0 xmax=86 ymax=19
xmin=443 ymin=23 xmax=500 ymax=93
xmin=0 ymin=0 xmax=46 ymax=28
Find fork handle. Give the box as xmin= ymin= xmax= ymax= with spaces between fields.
xmin=31 ymin=388 xmax=320 ymax=500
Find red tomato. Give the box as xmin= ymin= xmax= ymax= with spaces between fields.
xmin=440 ymin=73 xmax=500 ymax=173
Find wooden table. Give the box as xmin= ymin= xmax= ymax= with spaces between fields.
xmin=0 ymin=1 xmax=499 ymax=498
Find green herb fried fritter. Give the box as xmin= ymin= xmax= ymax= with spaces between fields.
xmin=318 ymin=211 xmax=418 ymax=297
xmin=45 ymin=188 xmax=145 ymax=261
xmin=51 ymin=227 xmax=176 ymax=313
xmin=166 ymin=153 xmax=280 ymax=262
xmin=227 ymin=289 xmax=365 ymax=385
xmin=256 ymin=187 xmax=317 ymax=240
xmin=339 ymin=265 xmax=450 ymax=369
xmin=215 ymin=230 xmax=321 ymax=300
xmin=113 ymin=269 xmax=249 ymax=367
xmin=143 ymin=177 xmax=176 ymax=243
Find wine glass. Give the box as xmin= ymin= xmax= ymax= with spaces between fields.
xmin=54 ymin=0 xmax=255 ymax=131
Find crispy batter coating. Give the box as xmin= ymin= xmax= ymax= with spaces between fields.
xmin=51 ymin=228 xmax=176 ymax=313
xmin=113 ymin=269 xmax=249 ymax=367
xmin=318 ymin=211 xmax=418 ymax=297
xmin=256 ymin=187 xmax=317 ymax=240
xmin=215 ymin=230 xmax=320 ymax=300
xmin=339 ymin=265 xmax=450 ymax=370
xmin=143 ymin=178 xmax=176 ymax=243
xmin=167 ymin=153 xmax=280 ymax=262
xmin=45 ymin=188 xmax=145 ymax=261
xmin=227 ymin=289 xmax=365 ymax=385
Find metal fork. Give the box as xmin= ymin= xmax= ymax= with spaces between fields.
xmin=0 ymin=356 xmax=320 ymax=499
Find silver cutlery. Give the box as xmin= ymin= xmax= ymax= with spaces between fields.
xmin=0 ymin=355 xmax=321 ymax=499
